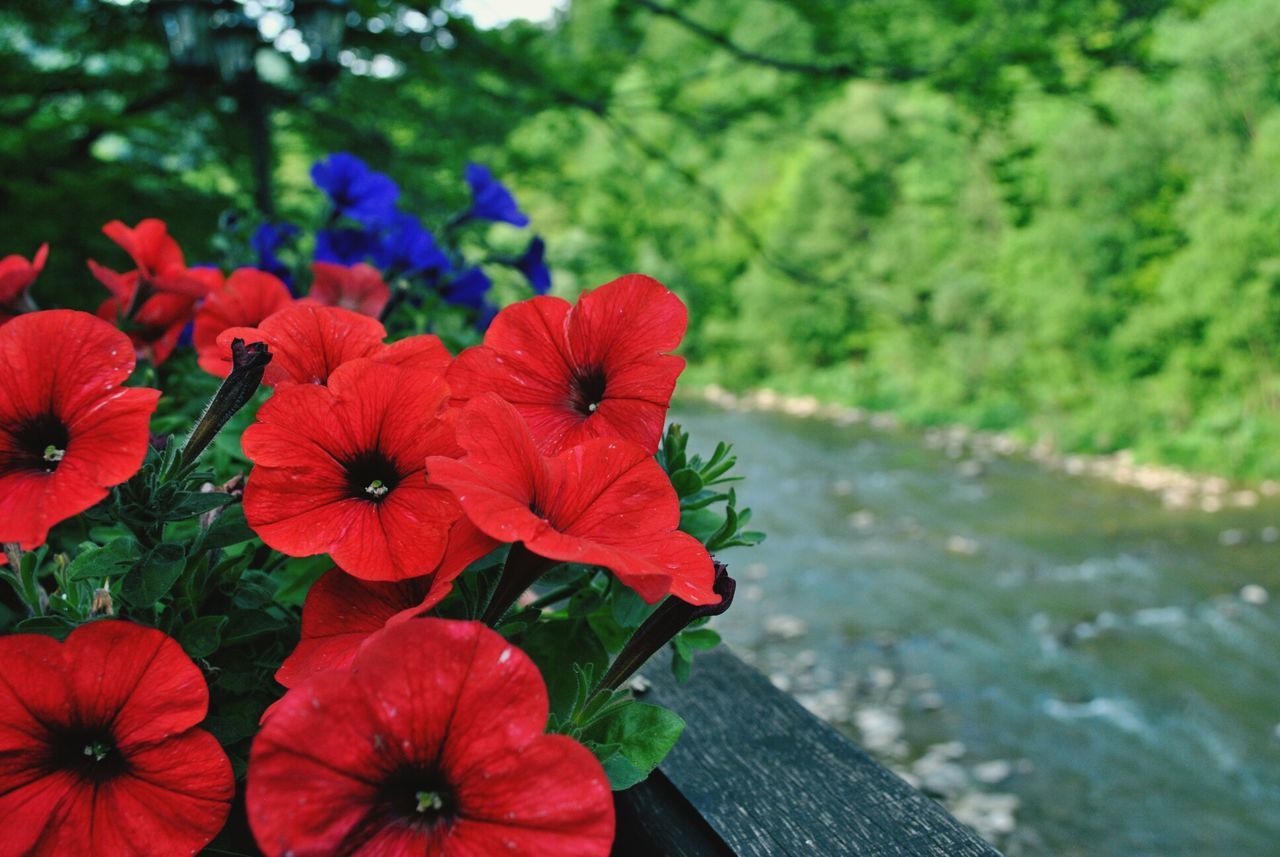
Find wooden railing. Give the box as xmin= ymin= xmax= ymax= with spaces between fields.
xmin=612 ymin=649 xmax=1001 ymax=856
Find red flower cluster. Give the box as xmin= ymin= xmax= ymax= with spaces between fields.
xmin=237 ymin=272 xmax=709 ymax=605
xmin=0 ymin=311 xmax=160 ymax=548
xmin=277 ymin=518 xmax=495 ymax=687
xmin=249 ymin=619 xmax=614 ymax=856
xmin=0 ymin=621 xmax=233 ymax=856
xmin=91 ymin=220 xmax=222 ymax=365
xmin=0 ymin=216 xmax=712 ymax=855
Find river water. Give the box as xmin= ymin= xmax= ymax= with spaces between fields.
xmin=673 ymin=401 xmax=1280 ymax=857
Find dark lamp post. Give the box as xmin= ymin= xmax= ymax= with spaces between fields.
xmin=295 ymin=0 xmax=347 ymax=78
xmin=148 ymin=0 xmax=350 ymax=215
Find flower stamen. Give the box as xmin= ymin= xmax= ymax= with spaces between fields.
xmin=83 ymin=741 xmax=111 ymax=762
xmin=365 ymin=479 xmax=389 ymax=497
xmin=415 ymin=790 xmax=444 ymax=814
xmin=43 ymin=445 xmax=65 ymax=463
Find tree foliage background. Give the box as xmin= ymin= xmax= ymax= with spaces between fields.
xmin=3 ymin=0 xmax=1278 ymax=477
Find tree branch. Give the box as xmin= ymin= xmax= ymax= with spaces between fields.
xmin=633 ymin=0 xmax=925 ymax=81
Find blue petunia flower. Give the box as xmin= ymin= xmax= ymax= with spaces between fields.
xmin=311 ymin=152 xmax=400 ymax=225
xmin=464 ymin=163 xmax=529 ymax=227
xmin=376 ymin=214 xmax=451 ymax=279
xmin=315 ymin=228 xmax=377 ymax=266
xmin=251 ymin=222 xmax=299 ymax=286
xmin=513 ymin=236 xmax=551 ymax=294
xmin=441 ymin=266 xmax=494 ymax=312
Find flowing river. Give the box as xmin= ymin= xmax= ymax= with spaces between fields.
xmin=673 ymin=400 xmax=1280 ymax=857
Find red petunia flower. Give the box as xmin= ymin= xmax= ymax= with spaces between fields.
xmin=0 ymin=243 xmax=47 ymax=324
xmin=448 ymin=274 xmax=687 ymax=455
xmin=194 ymin=268 xmax=293 ymax=376
xmin=0 ymin=311 xmax=161 ymax=548
xmin=242 ymin=357 xmax=462 ymax=581
xmin=87 ymin=218 xmax=211 ymax=299
xmin=307 ymin=261 xmax=391 ymax=318
xmin=275 ymin=517 xmax=497 ymax=688
xmin=0 ymin=620 xmax=234 ymax=857
xmin=427 ymin=394 xmax=716 ymax=605
xmin=213 ymin=303 xmax=451 ymax=388
xmin=248 ymin=619 xmax=614 ymax=857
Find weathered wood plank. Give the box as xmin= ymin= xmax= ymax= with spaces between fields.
xmin=628 ymin=648 xmax=1001 ymax=857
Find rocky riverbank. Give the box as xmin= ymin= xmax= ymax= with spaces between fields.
xmin=691 ymin=384 xmax=1278 ymax=513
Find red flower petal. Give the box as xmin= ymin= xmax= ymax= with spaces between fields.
xmin=0 ymin=243 xmax=47 ymax=305
xmin=0 ymin=311 xmax=160 ymax=548
xmin=376 ymin=333 xmax=453 ymax=376
xmin=450 ymin=735 xmax=616 ymax=856
xmin=0 ymin=773 xmax=91 ymax=857
xmin=103 ymin=218 xmax=185 ymax=274
xmin=195 ymin=268 xmax=293 ymax=377
xmin=277 ymin=519 xmax=497 ymax=688
xmin=568 ymin=273 xmax=687 ymax=364
xmin=89 ymin=732 xmax=235 ymax=856
xmin=428 ymin=394 xmax=716 ymax=605
xmin=99 ymin=219 xmax=210 ymax=297
xmin=252 ymin=303 xmax=386 ymax=386
xmin=62 ymin=620 xmax=211 ymax=749
xmin=308 ymin=261 xmax=391 ymax=317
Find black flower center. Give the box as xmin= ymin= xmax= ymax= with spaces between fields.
xmin=377 ymin=767 xmax=457 ymax=831
xmin=569 ymin=367 xmax=607 ymax=416
xmin=48 ymin=726 xmax=126 ymax=782
xmin=344 ymin=450 xmax=402 ymax=503
xmin=3 ymin=413 xmax=69 ymax=474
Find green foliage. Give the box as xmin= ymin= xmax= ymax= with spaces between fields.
xmin=660 ymin=424 xmax=765 ymax=549
xmin=505 ymin=0 xmax=1280 ymax=478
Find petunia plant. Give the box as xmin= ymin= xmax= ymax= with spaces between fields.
xmin=0 ymin=157 xmax=761 ymax=855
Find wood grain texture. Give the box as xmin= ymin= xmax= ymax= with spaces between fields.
xmin=620 ymin=648 xmax=1002 ymax=857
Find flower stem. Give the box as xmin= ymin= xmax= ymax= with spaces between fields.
xmin=593 ymin=560 xmax=736 ymax=696
xmin=177 ymin=339 xmax=271 ymax=473
xmin=480 ymin=543 xmax=554 ymax=625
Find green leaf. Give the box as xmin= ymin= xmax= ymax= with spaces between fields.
xmin=521 ymin=619 xmax=608 ymax=719
xmin=201 ymin=505 xmax=255 ymax=550
xmin=671 ymin=647 xmax=692 ymax=683
xmin=679 ymin=506 xmax=725 ymax=543
xmin=272 ymin=555 xmax=330 ymax=607
xmin=120 ymin=543 xmax=187 ymax=608
xmin=14 ymin=615 xmax=75 ymax=639
xmin=178 ymin=615 xmax=228 ymax=658
xmin=610 ymin=586 xmax=652 ymax=628
xmin=598 ymin=703 xmax=685 ymax=790
xmin=165 ymin=491 xmax=232 ymax=520
xmin=221 ymin=608 xmax=286 ymax=646
xmin=668 ymin=468 xmax=704 ymax=497
xmin=680 ymin=628 xmax=721 ymax=650
xmin=601 ymin=752 xmax=650 ymax=791
xmin=66 ymin=538 xmax=141 ymax=581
